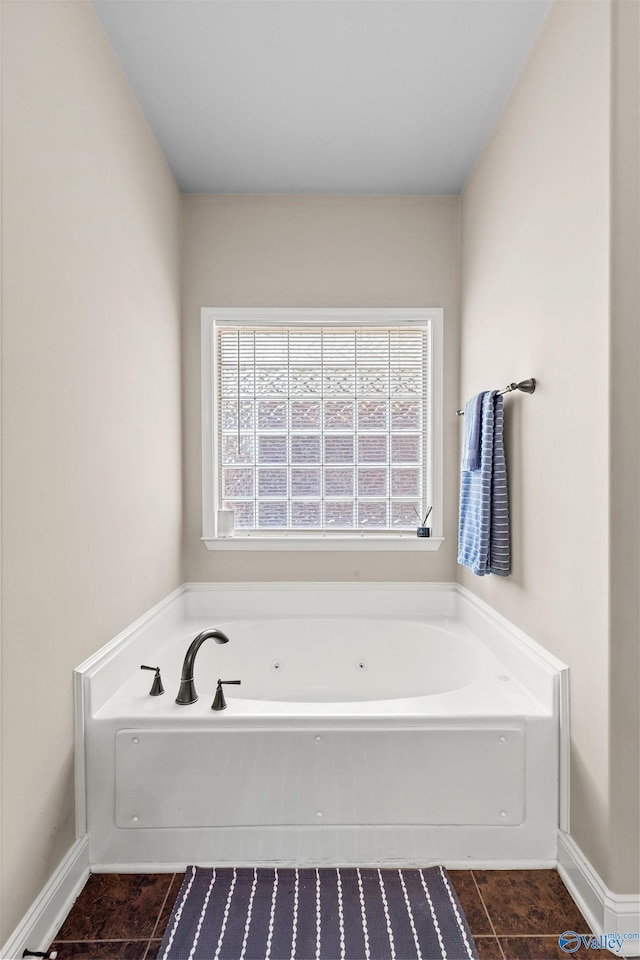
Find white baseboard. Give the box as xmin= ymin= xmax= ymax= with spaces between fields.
xmin=90 ymin=857 xmax=558 ymax=874
xmin=0 ymin=837 xmax=90 ymax=960
xmin=558 ymin=831 xmax=640 ymax=957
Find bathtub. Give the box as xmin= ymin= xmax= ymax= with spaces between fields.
xmin=78 ymin=583 xmax=568 ymax=870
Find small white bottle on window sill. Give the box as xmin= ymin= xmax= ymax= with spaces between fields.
xmin=217 ymin=508 xmax=235 ymax=538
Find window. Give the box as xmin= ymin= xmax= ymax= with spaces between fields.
xmin=202 ymin=308 xmax=443 ymax=549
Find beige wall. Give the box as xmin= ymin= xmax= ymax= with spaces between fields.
xmin=608 ymin=0 xmax=640 ymax=893
xmin=183 ymin=195 xmax=460 ymax=582
xmin=461 ymin=0 xmax=638 ymax=893
xmin=1 ymin=1 xmax=183 ymax=942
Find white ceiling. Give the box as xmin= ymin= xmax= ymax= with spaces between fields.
xmin=92 ymin=0 xmax=551 ymax=195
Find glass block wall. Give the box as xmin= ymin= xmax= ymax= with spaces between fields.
xmin=216 ymin=324 xmax=431 ymax=532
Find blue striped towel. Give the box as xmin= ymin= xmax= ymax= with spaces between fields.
xmin=461 ymin=392 xmax=484 ymax=471
xmin=458 ymin=390 xmax=510 ymax=576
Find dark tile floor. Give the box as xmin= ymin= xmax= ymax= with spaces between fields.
xmin=48 ymin=869 xmax=611 ymax=960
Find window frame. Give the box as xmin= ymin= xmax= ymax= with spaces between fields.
xmin=201 ymin=307 xmax=443 ymax=550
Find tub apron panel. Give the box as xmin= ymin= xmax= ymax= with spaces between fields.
xmin=114 ymin=726 xmax=525 ymax=829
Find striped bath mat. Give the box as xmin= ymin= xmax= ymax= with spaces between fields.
xmin=158 ymin=865 xmax=478 ymax=960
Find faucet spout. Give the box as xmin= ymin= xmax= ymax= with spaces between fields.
xmin=175 ymin=628 xmax=230 ymax=704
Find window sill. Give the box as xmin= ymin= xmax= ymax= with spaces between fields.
xmin=202 ymin=536 xmax=445 ymax=552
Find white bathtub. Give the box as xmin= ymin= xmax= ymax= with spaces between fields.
xmin=78 ymin=583 xmax=568 ymax=871
xmin=154 ymin=616 xmax=484 ymax=703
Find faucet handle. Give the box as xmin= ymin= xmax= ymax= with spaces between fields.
xmin=140 ymin=665 xmax=164 ymax=697
xmin=212 ymin=679 xmax=241 ymax=711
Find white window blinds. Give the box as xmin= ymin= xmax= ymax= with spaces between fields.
xmin=215 ymin=321 xmax=432 ymax=534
